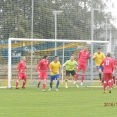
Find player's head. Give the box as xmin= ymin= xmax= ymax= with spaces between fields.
xmin=54 ymin=56 xmax=59 ymax=62
xmin=70 ymin=56 xmax=74 ymax=61
xmin=22 ymin=56 xmax=26 ymax=62
xmin=97 ymin=47 xmax=101 ymax=54
xmin=84 ymin=46 xmax=88 ymax=51
xmin=43 ymin=55 xmax=48 ymax=60
xmin=106 ymin=52 xmax=111 ymax=57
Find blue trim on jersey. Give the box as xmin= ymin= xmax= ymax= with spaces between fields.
xmin=96 ymin=66 xmax=104 ymax=72
xmin=50 ymin=74 xmax=60 ymax=80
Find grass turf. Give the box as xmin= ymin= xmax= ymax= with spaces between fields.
xmin=0 ymin=87 xmax=117 ymax=117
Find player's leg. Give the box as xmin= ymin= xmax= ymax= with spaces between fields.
xmin=42 ymin=71 xmax=47 ymax=92
xmin=72 ymin=70 xmax=78 ymax=88
xmin=22 ymin=73 xmax=27 ymax=88
xmin=37 ymin=71 xmax=43 ymax=90
xmin=81 ymin=70 xmax=85 ymax=86
xmin=55 ymin=74 xmax=60 ymax=91
xmin=108 ymin=73 xmax=113 ymax=93
xmin=75 ymin=64 xmax=81 ymax=81
xmin=98 ymin=66 xmax=103 ymax=82
xmin=49 ymin=76 xmax=54 ymax=91
xmin=103 ymin=73 xmax=107 ymax=93
xmin=16 ymin=73 xmax=22 ymax=89
xmin=65 ymin=70 xmax=70 ymax=88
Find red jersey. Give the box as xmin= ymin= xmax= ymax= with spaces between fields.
xmin=78 ymin=50 xmax=90 ymax=63
xmin=37 ymin=59 xmax=49 ymax=71
xmin=17 ymin=61 xmax=26 ymax=72
xmin=100 ymin=57 xmax=114 ymax=73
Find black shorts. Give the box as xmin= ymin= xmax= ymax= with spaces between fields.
xmin=66 ymin=70 xmax=76 ymax=76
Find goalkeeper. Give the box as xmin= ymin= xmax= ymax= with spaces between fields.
xmin=63 ymin=56 xmax=78 ymax=88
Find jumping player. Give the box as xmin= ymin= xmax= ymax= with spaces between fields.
xmin=36 ymin=55 xmax=49 ymax=92
xmin=93 ymin=47 xmax=105 ymax=82
xmin=49 ymin=56 xmax=61 ymax=91
xmin=63 ymin=56 xmax=77 ymax=88
xmin=100 ymin=53 xmax=114 ymax=93
xmin=75 ymin=46 xmax=90 ymax=86
xmin=16 ymin=56 xmax=27 ymax=89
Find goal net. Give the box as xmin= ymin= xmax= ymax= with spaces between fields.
xmin=6 ymin=38 xmax=109 ymax=88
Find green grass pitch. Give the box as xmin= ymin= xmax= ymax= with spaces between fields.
xmin=0 ymin=86 xmax=117 ymax=117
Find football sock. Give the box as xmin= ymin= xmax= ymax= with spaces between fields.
xmin=56 ymin=81 xmax=59 ymax=89
xmin=16 ymin=81 xmax=19 ymax=88
xmin=99 ymin=73 xmax=102 ymax=81
xmin=103 ymin=81 xmax=107 ymax=91
xmin=81 ymin=74 xmax=85 ymax=82
xmin=65 ymin=79 xmax=68 ymax=87
xmin=50 ymin=81 xmax=53 ymax=89
xmin=108 ymin=80 xmax=112 ymax=90
xmin=42 ymin=83 xmax=46 ymax=89
xmin=75 ymin=73 xmax=79 ymax=81
xmin=38 ymin=82 xmax=41 ymax=88
xmin=22 ymin=81 xmax=26 ymax=87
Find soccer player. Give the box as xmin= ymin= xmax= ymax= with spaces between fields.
xmin=100 ymin=53 xmax=114 ymax=93
xmin=75 ymin=46 xmax=90 ymax=86
xmin=93 ymin=47 xmax=105 ymax=82
xmin=49 ymin=56 xmax=61 ymax=91
xmin=63 ymin=56 xmax=77 ymax=88
xmin=36 ymin=55 xmax=49 ymax=92
xmin=16 ymin=56 xmax=27 ymax=89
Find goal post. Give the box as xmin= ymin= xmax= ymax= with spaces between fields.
xmin=8 ymin=38 xmax=109 ymax=88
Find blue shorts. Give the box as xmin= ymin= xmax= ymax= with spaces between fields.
xmin=96 ymin=66 xmax=104 ymax=72
xmin=50 ymin=74 xmax=60 ymax=80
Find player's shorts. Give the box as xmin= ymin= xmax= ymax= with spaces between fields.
xmin=103 ymin=73 xmax=112 ymax=81
xmin=38 ymin=70 xmax=47 ymax=80
xmin=18 ymin=72 xmax=26 ymax=80
xmin=96 ymin=66 xmax=104 ymax=72
xmin=77 ymin=62 xmax=87 ymax=71
xmin=66 ymin=70 xmax=76 ymax=76
xmin=50 ymin=74 xmax=60 ymax=80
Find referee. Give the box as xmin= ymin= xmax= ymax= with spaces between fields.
xmin=63 ymin=56 xmax=78 ymax=88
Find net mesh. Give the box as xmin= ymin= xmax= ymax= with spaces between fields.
xmin=0 ymin=0 xmax=117 ymax=87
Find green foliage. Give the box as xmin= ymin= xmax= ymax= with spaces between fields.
xmin=0 ymin=0 xmax=116 ymax=40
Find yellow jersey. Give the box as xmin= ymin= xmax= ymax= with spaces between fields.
xmin=49 ymin=61 xmax=61 ymax=75
xmin=93 ymin=52 xmax=105 ymax=66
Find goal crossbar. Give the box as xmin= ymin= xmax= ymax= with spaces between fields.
xmin=8 ymin=38 xmax=110 ymax=88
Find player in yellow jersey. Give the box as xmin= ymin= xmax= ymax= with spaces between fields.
xmin=49 ymin=56 xmax=61 ymax=91
xmin=93 ymin=47 xmax=105 ymax=81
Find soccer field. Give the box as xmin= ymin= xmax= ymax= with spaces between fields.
xmin=0 ymin=87 xmax=117 ymax=117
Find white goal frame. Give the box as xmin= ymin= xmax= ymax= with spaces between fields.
xmin=8 ymin=38 xmax=110 ymax=88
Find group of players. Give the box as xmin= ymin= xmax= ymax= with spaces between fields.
xmin=16 ymin=46 xmax=117 ymax=93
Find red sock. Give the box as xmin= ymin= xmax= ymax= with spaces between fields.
xmin=108 ymin=80 xmax=112 ymax=90
xmin=103 ymin=81 xmax=107 ymax=91
xmin=75 ymin=73 xmax=79 ymax=81
xmin=22 ymin=81 xmax=26 ymax=87
xmin=16 ymin=81 xmax=19 ymax=88
xmin=42 ymin=83 xmax=46 ymax=89
xmin=81 ymin=74 xmax=85 ymax=82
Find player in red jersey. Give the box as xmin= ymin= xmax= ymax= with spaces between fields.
xmin=16 ymin=56 xmax=27 ymax=89
xmin=100 ymin=53 xmax=114 ymax=93
xmin=75 ymin=46 xmax=90 ymax=86
xmin=36 ymin=55 xmax=49 ymax=92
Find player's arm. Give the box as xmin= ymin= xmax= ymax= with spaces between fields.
xmin=17 ymin=62 xmax=22 ymax=72
xmin=36 ymin=62 xmax=41 ymax=73
xmin=100 ymin=60 xmax=104 ymax=66
xmin=87 ymin=52 xmax=91 ymax=59
xmin=93 ymin=53 xmax=97 ymax=60
xmin=63 ymin=61 xmax=68 ymax=67
xmin=78 ymin=51 xmax=81 ymax=60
